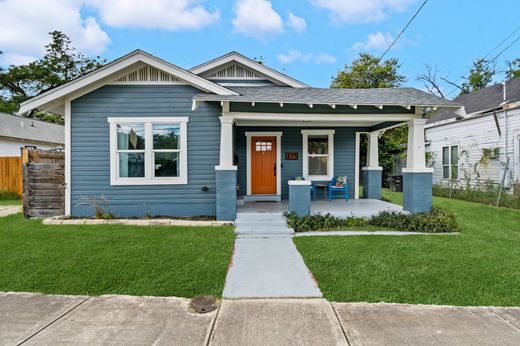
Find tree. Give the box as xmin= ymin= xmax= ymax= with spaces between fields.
xmin=440 ymin=58 xmax=495 ymax=96
xmin=331 ymin=53 xmax=406 ymax=89
xmin=0 ymin=31 xmax=105 ymax=123
xmin=506 ymin=58 xmax=520 ymax=79
xmin=333 ymin=53 xmax=407 ymax=186
xmin=417 ymin=64 xmax=445 ymax=98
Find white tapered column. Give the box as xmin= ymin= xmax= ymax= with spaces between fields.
xmin=217 ymin=117 xmax=235 ymax=170
xmin=362 ymin=131 xmax=383 ymax=199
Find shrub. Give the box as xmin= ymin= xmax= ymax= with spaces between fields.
xmin=284 ymin=207 xmax=458 ymax=233
xmin=369 ymin=206 xmax=458 ymax=233
xmin=283 ymin=211 xmax=367 ymax=232
xmin=0 ymin=190 xmax=20 ymax=200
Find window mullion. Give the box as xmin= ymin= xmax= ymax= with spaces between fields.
xmin=145 ymin=122 xmax=153 ymax=180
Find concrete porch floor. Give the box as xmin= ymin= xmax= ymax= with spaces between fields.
xmin=238 ymin=198 xmax=403 ymax=218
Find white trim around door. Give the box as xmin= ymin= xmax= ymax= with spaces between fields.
xmin=355 ymin=132 xmax=361 ymax=199
xmin=245 ymin=131 xmax=282 ymax=196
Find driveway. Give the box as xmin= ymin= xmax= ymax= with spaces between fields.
xmin=2 ymin=292 xmax=520 ymax=346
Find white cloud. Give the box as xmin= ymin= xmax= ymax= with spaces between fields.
xmin=286 ymin=12 xmax=306 ymax=33
xmin=311 ymin=0 xmax=415 ymax=24
xmin=232 ymin=0 xmax=284 ymax=39
xmin=277 ymin=50 xmax=336 ymax=64
xmin=0 ymin=0 xmax=110 ymax=65
xmin=353 ymin=31 xmax=395 ymax=51
xmin=89 ymin=0 xmax=220 ymax=31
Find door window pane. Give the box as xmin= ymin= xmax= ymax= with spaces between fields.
xmin=154 ymin=152 xmax=179 ymax=177
xmin=255 ymin=140 xmax=272 ymax=152
xmin=309 ymin=156 xmax=328 ymax=176
xmin=153 ymin=124 xmax=180 ymax=149
xmin=308 ymin=136 xmax=328 ymax=155
xmin=119 ymin=152 xmax=145 ymax=177
xmin=117 ymin=124 xmax=145 ymax=150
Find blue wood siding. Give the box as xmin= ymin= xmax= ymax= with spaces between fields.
xmin=71 ymin=85 xmax=221 ymax=217
xmin=235 ymin=126 xmax=369 ymax=198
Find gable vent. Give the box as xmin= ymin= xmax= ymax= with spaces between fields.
xmin=205 ymin=63 xmax=263 ymax=79
xmin=114 ymin=65 xmax=183 ymax=84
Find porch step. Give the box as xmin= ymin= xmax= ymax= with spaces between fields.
xmin=243 ymin=195 xmax=281 ymax=202
xmin=234 ymin=213 xmax=294 ymax=237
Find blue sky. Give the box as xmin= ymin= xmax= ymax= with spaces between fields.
xmin=1 ymin=0 xmax=519 ymax=99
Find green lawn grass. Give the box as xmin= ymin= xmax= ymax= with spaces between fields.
xmin=0 ymin=214 xmax=235 ymax=298
xmin=0 ymin=199 xmax=22 ymax=206
xmin=294 ymin=189 xmax=520 ymax=306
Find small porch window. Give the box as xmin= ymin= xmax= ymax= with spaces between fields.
xmin=302 ymin=130 xmax=335 ymax=181
xmin=108 ymin=117 xmax=188 ymax=185
xmin=442 ymin=145 xmax=459 ymax=180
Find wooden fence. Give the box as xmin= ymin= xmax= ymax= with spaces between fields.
xmin=21 ymin=149 xmax=65 ymax=218
xmin=0 ymin=156 xmax=23 ymax=197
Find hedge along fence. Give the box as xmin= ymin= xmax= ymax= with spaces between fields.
xmin=432 ymin=184 xmax=520 ymax=210
xmin=0 ymin=156 xmax=23 ymax=197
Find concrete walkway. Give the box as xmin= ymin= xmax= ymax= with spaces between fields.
xmin=0 ymin=205 xmax=21 ymax=217
xmin=2 ymin=292 xmax=520 ymax=346
xmin=223 ymin=212 xmax=322 ymax=298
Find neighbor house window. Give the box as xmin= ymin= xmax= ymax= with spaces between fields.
xmin=442 ymin=145 xmax=458 ymax=180
xmin=108 ymin=117 xmax=188 ymax=185
xmin=302 ymin=130 xmax=334 ymax=180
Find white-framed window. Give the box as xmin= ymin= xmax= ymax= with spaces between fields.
xmin=442 ymin=145 xmax=459 ymax=180
xmin=302 ymin=129 xmax=335 ymax=181
xmin=108 ymin=117 xmax=188 ymax=185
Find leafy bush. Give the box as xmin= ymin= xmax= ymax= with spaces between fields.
xmin=369 ymin=206 xmax=458 ymax=233
xmin=284 ymin=206 xmax=458 ymax=233
xmin=433 ymin=184 xmax=520 ymax=210
xmin=0 ymin=190 xmax=20 ymax=200
xmin=284 ymin=212 xmax=367 ymax=232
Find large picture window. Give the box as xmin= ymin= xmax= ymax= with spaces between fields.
xmin=108 ymin=117 xmax=188 ymax=185
xmin=442 ymin=145 xmax=459 ymax=180
xmin=302 ymin=130 xmax=334 ymax=180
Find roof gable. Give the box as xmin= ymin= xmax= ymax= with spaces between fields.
xmin=189 ymin=52 xmax=308 ymax=88
xmin=18 ymin=50 xmax=237 ymax=115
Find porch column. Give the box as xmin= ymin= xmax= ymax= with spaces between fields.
xmin=402 ymin=119 xmax=433 ymax=213
xmin=362 ymin=131 xmax=383 ymax=199
xmin=215 ymin=117 xmax=237 ymax=221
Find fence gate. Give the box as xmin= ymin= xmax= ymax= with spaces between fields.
xmin=0 ymin=156 xmax=22 ymax=197
xmin=22 ymin=149 xmax=65 ymax=218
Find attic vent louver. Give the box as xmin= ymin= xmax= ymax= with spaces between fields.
xmin=113 ymin=65 xmax=183 ymax=84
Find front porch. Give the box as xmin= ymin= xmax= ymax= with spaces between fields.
xmin=238 ymin=199 xmax=403 ymax=218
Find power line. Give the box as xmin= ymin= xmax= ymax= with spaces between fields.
xmin=445 ymin=25 xmax=520 ymax=97
xmin=378 ymin=0 xmax=429 ymax=62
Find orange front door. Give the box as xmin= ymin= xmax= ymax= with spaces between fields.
xmin=251 ymin=136 xmax=277 ymax=194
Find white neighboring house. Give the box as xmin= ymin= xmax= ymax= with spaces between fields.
xmin=0 ymin=112 xmax=64 ymax=156
xmin=425 ymin=77 xmax=520 ymax=191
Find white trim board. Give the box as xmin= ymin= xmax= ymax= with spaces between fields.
xmin=302 ymin=129 xmax=335 ymax=181
xmin=18 ymin=50 xmax=238 ymax=115
xmin=245 ymin=131 xmax=282 ymax=196
xmin=107 ymin=116 xmax=189 ymax=186
xmin=355 ymin=132 xmax=361 ymax=199
xmin=64 ymin=98 xmax=71 ymax=216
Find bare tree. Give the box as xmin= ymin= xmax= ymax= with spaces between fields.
xmin=417 ymin=64 xmax=445 ymax=98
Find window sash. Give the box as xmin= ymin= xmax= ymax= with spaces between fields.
xmin=442 ymin=145 xmax=458 ymax=180
xmin=302 ymin=130 xmax=334 ymax=180
xmin=108 ymin=117 xmax=188 ymax=185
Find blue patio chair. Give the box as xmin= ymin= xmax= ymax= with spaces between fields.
xmin=328 ymin=176 xmax=349 ymax=202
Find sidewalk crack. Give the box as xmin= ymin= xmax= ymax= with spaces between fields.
xmin=330 ymin=302 xmax=352 ymax=346
xmin=490 ymin=308 xmax=520 ymax=332
xmin=205 ymin=299 xmax=223 ymax=346
xmin=17 ymin=296 xmax=90 ymax=345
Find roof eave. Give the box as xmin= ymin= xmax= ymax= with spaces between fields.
xmin=17 ymin=50 xmax=238 ymax=115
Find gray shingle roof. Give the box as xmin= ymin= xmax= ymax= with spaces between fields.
xmin=427 ymin=77 xmax=520 ymax=124
xmin=0 ymin=112 xmax=64 ymax=144
xmin=193 ymin=86 xmax=462 ymax=107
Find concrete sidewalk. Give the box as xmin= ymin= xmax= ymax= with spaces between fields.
xmin=223 ymin=212 xmax=322 ymax=298
xmin=2 ymin=292 xmax=520 ymax=346
xmin=0 ymin=205 xmax=21 ymax=217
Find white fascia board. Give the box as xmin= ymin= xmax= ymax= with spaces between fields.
xmin=227 ymin=112 xmax=416 ymax=122
xmin=189 ymin=52 xmax=308 ymax=88
xmin=17 ymin=50 xmax=237 ymax=115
